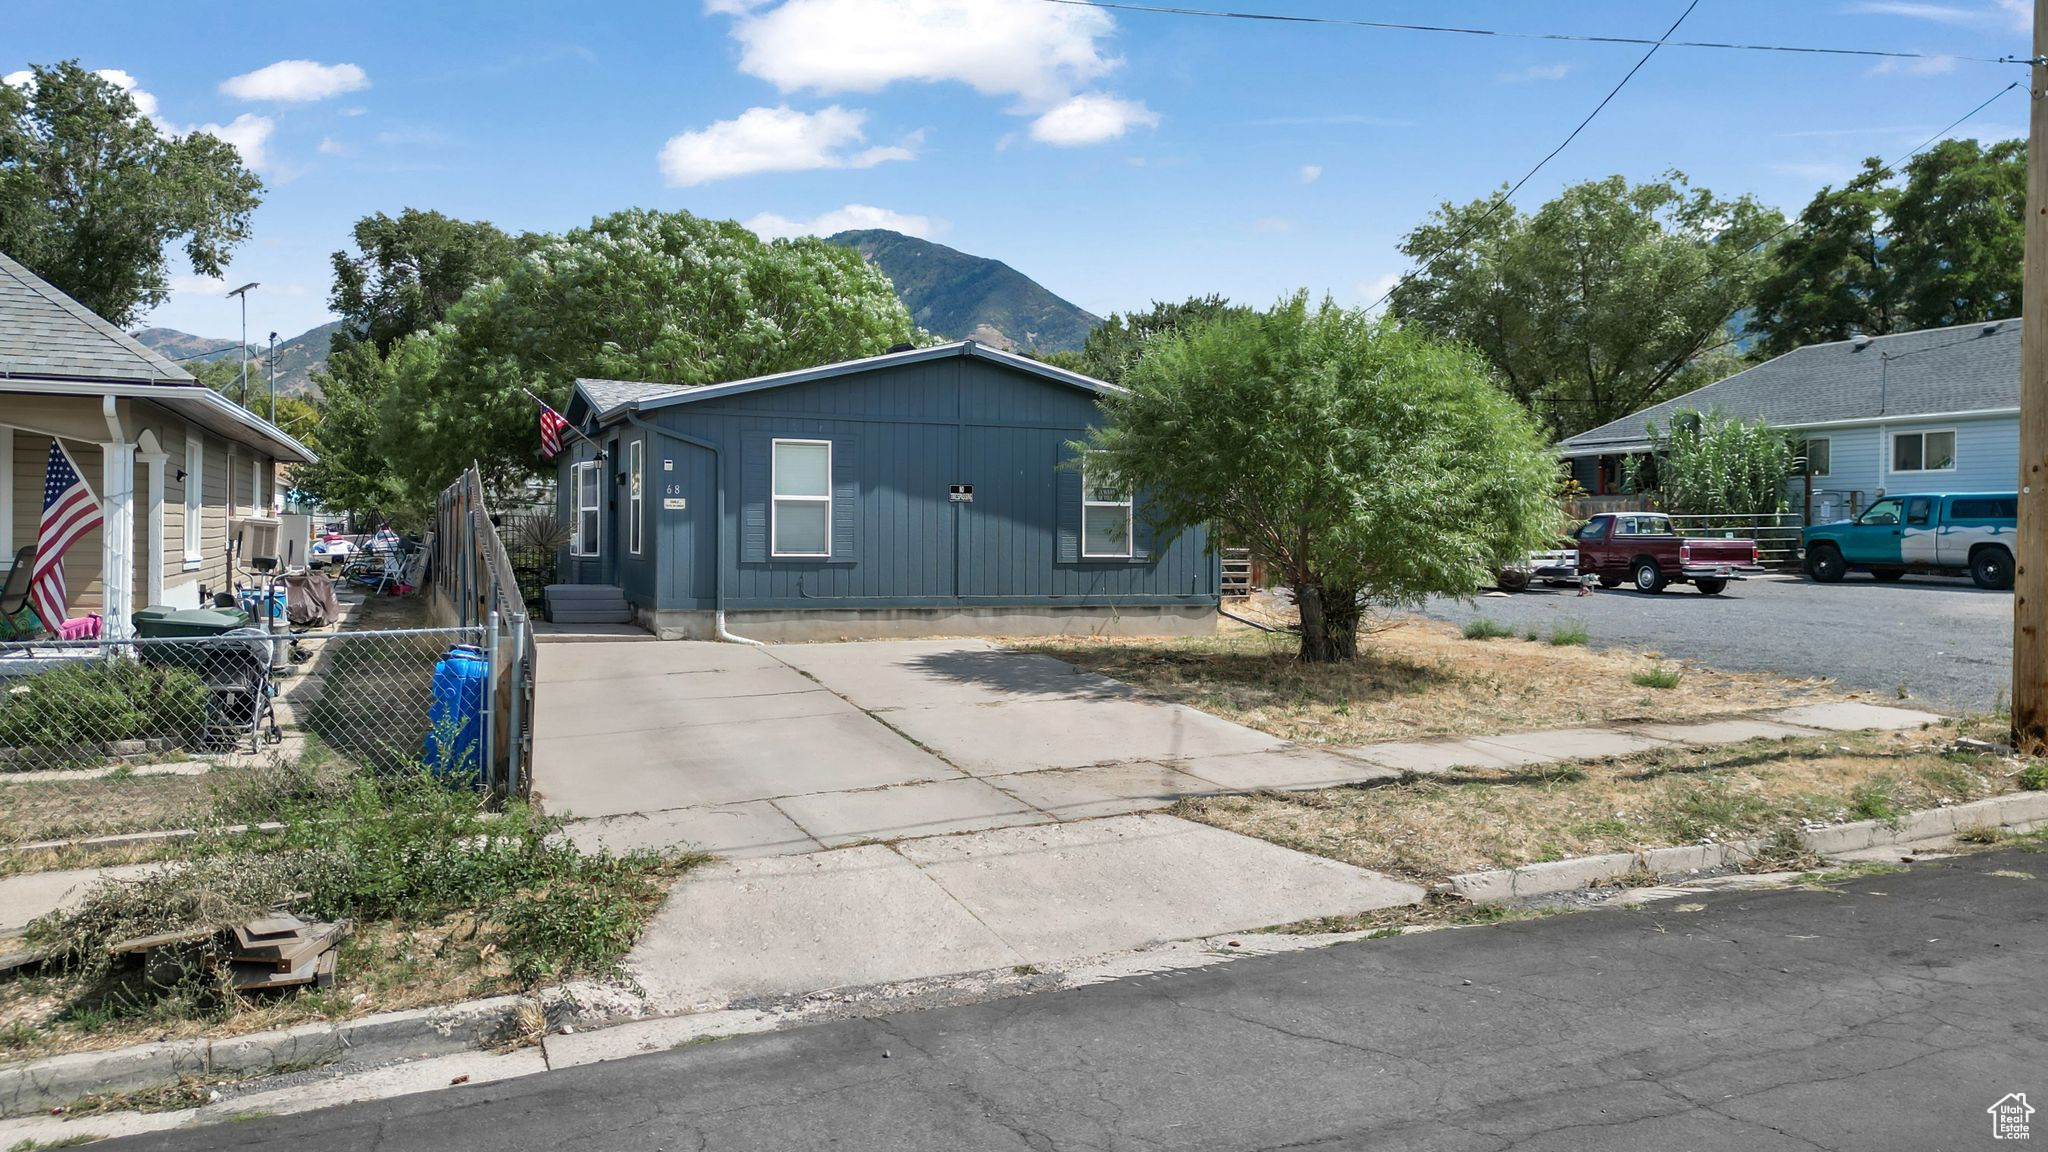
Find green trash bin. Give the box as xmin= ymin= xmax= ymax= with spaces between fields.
xmin=132 ymin=605 xmax=252 ymax=638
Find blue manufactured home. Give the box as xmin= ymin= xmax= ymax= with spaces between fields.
xmin=554 ymin=341 xmax=1218 ymax=641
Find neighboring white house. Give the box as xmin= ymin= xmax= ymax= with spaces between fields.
xmin=1558 ymin=319 xmax=2018 ymax=522
xmin=0 ymin=250 xmax=315 ymax=639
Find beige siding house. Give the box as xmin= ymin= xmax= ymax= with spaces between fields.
xmin=0 ymin=251 xmax=314 ymax=639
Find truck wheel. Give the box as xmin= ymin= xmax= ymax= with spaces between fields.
xmin=1971 ymin=546 xmax=2014 ymax=591
xmin=1597 ymin=575 xmax=1622 ymax=589
xmin=1694 ymin=577 xmax=1728 ymax=595
xmin=1807 ymin=544 xmax=1846 ymax=584
xmin=1870 ymin=568 xmax=1905 ymax=583
xmin=1631 ymin=559 xmax=1666 ymax=594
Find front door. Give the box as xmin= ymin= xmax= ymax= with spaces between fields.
xmin=602 ymin=437 xmax=621 ymax=586
xmin=1839 ymin=497 xmax=1904 ymax=566
xmin=1899 ymin=495 xmax=1939 ymax=565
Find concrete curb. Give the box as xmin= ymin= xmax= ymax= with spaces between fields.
xmin=1445 ymin=790 xmax=2048 ymax=903
xmin=0 ymin=995 xmax=532 ymax=1118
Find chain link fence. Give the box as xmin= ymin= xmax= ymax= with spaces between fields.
xmin=0 ymin=626 xmax=485 ymax=850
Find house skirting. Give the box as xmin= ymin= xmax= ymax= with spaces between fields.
xmin=637 ymin=604 xmax=1219 ymax=643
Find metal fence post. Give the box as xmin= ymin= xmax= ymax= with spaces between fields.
xmin=483 ymin=608 xmax=499 ymax=795
xmin=505 ymin=614 xmax=528 ymax=799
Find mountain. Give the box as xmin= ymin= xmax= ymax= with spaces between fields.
xmin=134 ymin=320 xmax=345 ymax=399
xmin=826 ymin=230 xmax=1099 ymax=354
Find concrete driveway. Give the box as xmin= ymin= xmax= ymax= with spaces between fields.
xmin=533 ymin=638 xmax=1365 ymax=857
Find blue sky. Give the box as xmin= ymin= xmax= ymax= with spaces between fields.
xmin=8 ymin=0 xmax=2034 ymax=342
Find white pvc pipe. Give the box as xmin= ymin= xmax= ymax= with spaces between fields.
xmin=715 ymin=610 xmax=764 ymax=646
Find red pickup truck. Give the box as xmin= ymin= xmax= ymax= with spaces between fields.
xmin=1571 ymin=512 xmax=1763 ymax=595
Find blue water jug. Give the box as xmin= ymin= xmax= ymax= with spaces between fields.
xmin=424 ymin=645 xmax=489 ymax=785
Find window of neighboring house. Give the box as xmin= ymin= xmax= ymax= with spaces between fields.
xmin=250 ymin=458 xmax=265 ymax=515
xmin=1081 ymin=455 xmax=1133 ymax=559
xmin=183 ymin=435 xmax=204 ymax=564
xmin=1798 ymin=437 xmax=1831 ymax=477
xmin=771 ymin=439 xmax=832 ymax=557
xmin=572 ymin=461 xmax=601 ymax=556
xmin=628 ymin=440 xmax=644 ymax=555
xmin=1892 ymin=429 xmax=1956 ymax=473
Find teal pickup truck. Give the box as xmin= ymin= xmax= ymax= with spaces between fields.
xmin=1803 ymin=492 xmax=2016 ymax=589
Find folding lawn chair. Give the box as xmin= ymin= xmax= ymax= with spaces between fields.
xmin=0 ymin=544 xmax=38 ymax=645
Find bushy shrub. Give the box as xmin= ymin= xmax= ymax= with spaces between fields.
xmin=0 ymin=660 xmax=208 ymax=762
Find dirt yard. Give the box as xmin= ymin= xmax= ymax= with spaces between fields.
xmin=1019 ymin=613 xmax=1848 ymax=746
xmin=1178 ymin=720 xmax=2035 ymax=883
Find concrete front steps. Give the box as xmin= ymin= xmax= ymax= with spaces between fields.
xmin=543 ymin=584 xmax=632 ymax=626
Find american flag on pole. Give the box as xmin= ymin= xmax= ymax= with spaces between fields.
xmin=538 ymin=402 xmax=570 ymax=459
xmin=29 ymin=440 xmax=102 ymax=631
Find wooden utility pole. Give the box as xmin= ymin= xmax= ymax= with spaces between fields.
xmin=2016 ymin=0 xmax=2048 ymax=749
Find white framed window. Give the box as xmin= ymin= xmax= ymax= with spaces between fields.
xmin=1081 ymin=455 xmax=1133 ymax=559
xmin=183 ymin=433 xmax=204 ymax=564
xmin=771 ymin=439 xmax=832 ymax=558
xmin=571 ymin=460 xmax=601 ymax=556
xmin=1892 ymin=429 xmax=1955 ymax=473
xmin=1798 ymin=437 xmax=1830 ymax=477
xmin=628 ymin=439 xmax=644 ymax=555
xmin=249 ymin=457 xmax=262 ymax=514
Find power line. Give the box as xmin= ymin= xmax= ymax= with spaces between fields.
xmin=1038 ymin=0 xmax=2023 ymax=66
xmin=1366 ymin=0 xmax=1702 ymax=314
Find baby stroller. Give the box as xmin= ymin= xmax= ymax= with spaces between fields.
xmin=143 ymin=628 xmax=283 ymax=752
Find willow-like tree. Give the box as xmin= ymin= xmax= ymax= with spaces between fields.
xmin=1086 ymin=295 xmax=1558 ymax=663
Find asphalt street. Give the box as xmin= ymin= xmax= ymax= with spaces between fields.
xmin=116 ymin=847 xmax=2048 ymax=1152
xmin=1423 ymin=571 xmax=2011 ymax=713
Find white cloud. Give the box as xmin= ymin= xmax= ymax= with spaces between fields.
xmin=1869 ymin=53 xmax=1958 ymax=75
xmin=657 ymin=105 xmax=914 ymax=186
xmin=4 ymin=68 xmax=159 ymax=121
xmin=1029 ymin=93 xmax=1157 ymax=146
xmin=1298 ymin=164 xmax=1322 ymax=184
xmin=1251 ymin=217 xmax=1295 ymax=234
xmin=317 ymin=136 xmax=347 ymax=156
xmin=168 ymin=274 xmax=229 ymax=297
xmin=712 ymin=0 xmax=1119 ymax=106
xmin=1501 ymin=63 xmax=1573 ymax=83
xmin=1356 ymin=272 xmax=1402 ymax=315
xmin=220 ymin=60 xmax=369 ymax=103
xmin=339 ymin=106 xmax=367 ymax=117
xmin=744 ymin=203 xmax=941 ymax=240
xmin=195 ymin=114 xmax=276 ymax=170
xmin=1845 ymin=0 xmax=2028 ymax=30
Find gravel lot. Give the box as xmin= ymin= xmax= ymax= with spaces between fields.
xmin=1421 ymin=571 xmax=2010 ymax=713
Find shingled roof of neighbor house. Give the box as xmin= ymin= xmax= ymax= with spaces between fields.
xmin=1559 ymin=319 xmax=2019 ymax=456
xmin=0 ymin=250 xmax=195 ymax=384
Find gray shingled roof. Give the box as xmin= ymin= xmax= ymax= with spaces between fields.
xmin=1558 ymin=319 xmax=2019 ymax=454
xmin=574 ymin=377 xmax=704 ymax=419
xmin=0 ymin=251 xmax=195 ymax=384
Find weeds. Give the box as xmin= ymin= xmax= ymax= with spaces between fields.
xmin=2020 ymin=762 xmax=2048 ymax=791
xmin=1954 ymin=825 xmax=2009 ymax=845
xmin=1632 ymin=665 xmax=1684 ymax=690
xmin=1462 ymin=619 xmax=1514 ymax=641
xmin=1846 ymin=780 xmax=1901 ymax=823
xmin=1547 ymin=622 xmax=1590 ymax=647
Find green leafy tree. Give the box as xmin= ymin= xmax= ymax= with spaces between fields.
xmin=1749 ymin=139 xmax=2023 ymax=353
xmin=1623 ymin=410 xmax=1792 ymax=518
xmin=1747 ymin=159 xmax=1898 ymax=356
xmin=294 ymin=343 xmax=423 ymax=521
xmin=1088 ymin=294 xmax=1557 ymax=663
xmin=1052 ymin=294 xmax=1248 ymax=384
xmin=329 ymin=209 xmax=531 ymax=355
xmin=1886 ymin=138 xmax=2024 ymax=329
xmin=378 ymin=208 xmax=915 ymax=498
xmin=1390 ymin=173 xmax=1778 ymax=437
xmin=0 ymin=61 xmax=262 ymax=327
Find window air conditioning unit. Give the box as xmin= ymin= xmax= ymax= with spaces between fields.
xmin=235 ymin=516 xmax=282 ymax=572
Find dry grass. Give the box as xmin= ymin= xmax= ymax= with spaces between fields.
xmin=1177 ymin=720 xmax=2028 ymax=884
xmin=1019 ymin=616 xmax=1844 ymax=746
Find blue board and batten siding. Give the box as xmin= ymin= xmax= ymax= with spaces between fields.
xmin=568 ymin=353 xmax=1216 ymax=615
